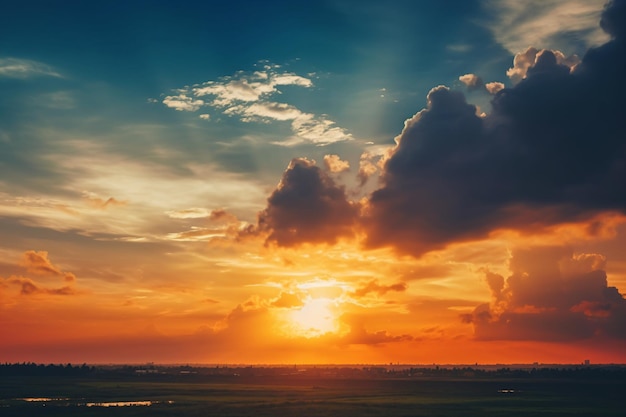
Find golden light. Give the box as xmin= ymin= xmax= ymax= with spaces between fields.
xmin=288 ymin=297 xmax=340 ymax=337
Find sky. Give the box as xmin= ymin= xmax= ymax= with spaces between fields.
xmin=1 ymin=0 xmax=625 ymax=365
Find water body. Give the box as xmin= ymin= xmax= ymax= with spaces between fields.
xmin=16 ymin=398 xmax=174 ymax=407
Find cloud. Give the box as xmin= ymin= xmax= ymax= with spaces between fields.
xmin=323 ymin=154 xmax=350 ymax=173
xmin=287 ymin=114 xmax=352 ymax=145
xmin=350 ymin=280 xmax=407 ymax=297
xmin=226 ymin=102 xmax=300 ymax=122
xmin=192 ymin=69 xmax=311 ymax=107
xmin=165 ymin=227 xmax=229 ymax=242
xmin=238 ymin=2 xmax=625 ymax=258
xmin=4 ymin=276 xmax=76 ymax=296
xmin=165 ymin=208 xmax=212 ymax=219
xmin=271 ymin=291 xmax=305 ymax=308
xmin=165 ymin=209 xmax=244 ymax=241
xmin=82 ymin=192 xmax=126 ymax=209
xmin=462 ymin=246 xmax=626 ymax=341
xmin=0 ymin=57 xmax=61 ymax=78
xmin=21 ymin=250 xmax=75 ymax=282
xmin=601 ymin=0 xmax=626 ymax=38
xmin=357 ymin=151 xmax=385 ymax=186
xmin=506 ymin=47 xmax=580 ymax=83
xmin=163 ymin=64 xmax=351 ymax=145
xmin=360 ymin=1 xmax=626 ymax=256
xmin=363 ymin=86 xmax=486 ymax=255
xmin=484 ymin=0 xmax=609 ymax=54
xmin=339 ymin=315 xmax=413 ymax=346
xmin=446 ymin=43 xmax=473 ymax=53
xmin=458 ymin=73 xmax=484 ymax=90
xmin=22 ymin=250 xmax=62 ymax=276
xmin=162 ymin=94 xmax=204 ymax=111
xmin=0 ymin=250 xmax=76 ymax=295
xmin=254 ymin=158 xmax=358 ymax=247
xmin=485 ymin=81 xmax=505 ymax=94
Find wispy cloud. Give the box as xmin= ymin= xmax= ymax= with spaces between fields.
xmin=484 ymin=0 xmax=609 ymax=54
xmin=165 ymin=208 xmax=212 ymax=219
xmin=162 ymin=64 xmax=352 ymax=145
xmin=0 ymin=57 xmax=61 ymax=79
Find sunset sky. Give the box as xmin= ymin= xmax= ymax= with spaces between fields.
xmin=1 ymin=0 xmax=625 ymax=365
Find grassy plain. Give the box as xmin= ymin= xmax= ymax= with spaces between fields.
xmin=1 ymin=371 xmax=624 ymax=416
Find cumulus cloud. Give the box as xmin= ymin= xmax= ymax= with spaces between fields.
xmin=506 ymin=46 xmax=580 ymax=83
xmin=459 ymin=73 xmax=484 ymax=90
xmin=162 ymin=64 xmax=351 ymax=145
xmin=363 ymin=86 xmax=486 ymax=255
xmin=0 ymin=57 xmax=61 ymax=78
xmin=360 ymin=1 xmax=626 ymax=256
xmin=357 ymin=151 xmax=385 ymax=186
xmin=255 ymin=158 xmax=358 ymax=247
xmin=323 ymin=154 xmax=350 ymax=173
xmin=243 ymin=1 xmax=625 ymax=258
xmin=601 ymin=0 xmax=626 ymax=38
xmin=485 ymin=81 xmax=505 ymax=94
xmin=462 ymin=247 xmax=626 ymax=341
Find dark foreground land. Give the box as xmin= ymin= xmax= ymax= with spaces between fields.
xmin=1 ymin=364 xmax=625 ymax=416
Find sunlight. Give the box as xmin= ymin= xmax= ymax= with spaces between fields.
xmin=288 ymin=297 xmax=339 ymax=337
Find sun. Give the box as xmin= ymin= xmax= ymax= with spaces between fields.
xmin=288 ymin=297 xmax=340 ymax=338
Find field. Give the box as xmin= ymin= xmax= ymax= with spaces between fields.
xmin=1 ymin=368 xmax=624 ymax=416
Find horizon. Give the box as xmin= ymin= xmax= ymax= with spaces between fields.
xmin=1 ymin=0 xmax=626 ymax=365
xmin=4 ymin=361 xmax=625 ymax=368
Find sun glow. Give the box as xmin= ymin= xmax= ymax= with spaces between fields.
xmin=288 ymin=297 xmax=340 ymax=337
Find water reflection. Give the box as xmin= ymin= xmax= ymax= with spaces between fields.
xmin=16 ymin=398 xmax=174 ymax=407
xmin=86 ymin=401 xmax=153 ymax=407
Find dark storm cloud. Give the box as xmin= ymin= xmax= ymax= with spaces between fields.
xmin=601 ymin=0 xmax=626 ymax=38
xmin=362 ymin=0 xmax=626 ymax=255
xmin=255 ymin=158 xmax=358 ymax=247
xmin=250 ymin=1 xmax=625 ymax=256
xmin=461 ymin=246 xmax=626 ymax=341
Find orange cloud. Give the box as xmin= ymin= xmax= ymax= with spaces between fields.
xmin=22 ymin=250 xmax=61 ymax=275
xmin=82 ymin=191 xmax=126 ymax=209
xmin=463 ymin=246 xmax=626 ymax=341
xmin=323 ymin=154 xmax=350 ymax=173
xmin=21 ymin=250 xmax=75 ymax=282
xmin=6 ymin=276 xmax=76 ymax=296
xmin=351 ymin=280 xmax=407 ymax=297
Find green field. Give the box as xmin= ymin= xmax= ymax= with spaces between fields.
xmin=1 ymin=372 xmax=624 ymax=416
